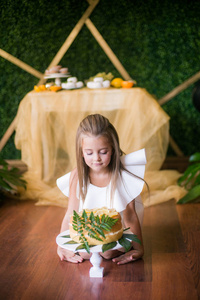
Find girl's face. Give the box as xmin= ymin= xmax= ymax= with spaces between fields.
xmin=82 ymin=135 xmax=112 ymax=173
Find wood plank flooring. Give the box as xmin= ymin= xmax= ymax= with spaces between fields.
xmin=0 ymin=198 xmax=199 ymax=300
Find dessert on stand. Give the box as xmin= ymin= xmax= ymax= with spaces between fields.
xmin=44 ymin=65 xmax=70 ymax=86
xmin=56 ymin=208 xmax=140 ymax=277
xmin=56 ymin=230 xmax=126 ymax=277
xmin=44 ymin=65 xmax=84 ymax=89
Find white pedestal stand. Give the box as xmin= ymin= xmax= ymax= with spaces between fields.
xmin=56 ymin=230 xmax=123 ymax=278
xmin=89 ymin=252 xmax=104 ymax=278
xmin=44 ymin=73 xmax=69 ymax=86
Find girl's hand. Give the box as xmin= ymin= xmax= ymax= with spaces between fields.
xmin=57 ymin=246 xmax=83 ymax=263
xmin=112 ymin=248 xmax=144 ymax=265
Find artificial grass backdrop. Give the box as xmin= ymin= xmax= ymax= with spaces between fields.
xmin=0 ymin=0 xmax=200 ymax=158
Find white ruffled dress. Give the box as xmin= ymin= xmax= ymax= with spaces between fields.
xmin=57 ymin=148 xmax=147 ymax=226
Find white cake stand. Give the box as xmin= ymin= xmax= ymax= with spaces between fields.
xmin=44 ymin=73 xmax=70 ymax=86
xmin=56 ymin=230 xmax=123 ymax=278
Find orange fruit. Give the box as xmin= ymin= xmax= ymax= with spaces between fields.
xmin=34 ymin=85 xmax=47 ymax=92
xmin=49 ymin=86 xmax=62 ymax=92
xmin=34 ymin=85 xmax=41 ymax=92
xmin=39 ymin=85 xmax=46 ymax=91
xmin=111 ymin=78 xmax=123 ymax=88
xmin=121 ymin=81 xmax=134 ymax=88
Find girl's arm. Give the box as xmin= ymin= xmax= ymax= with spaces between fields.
xmin=112 ymin=199 xmax=144 ymax=265
xmin=57 ymin=169 xmax=83 ymax=263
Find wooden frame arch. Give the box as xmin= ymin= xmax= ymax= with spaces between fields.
xmin=1 ymin=0 xmax=199 ymax=157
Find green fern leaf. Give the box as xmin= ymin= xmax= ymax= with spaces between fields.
xmin=123 ymin=233 xmax=141 ymax=244
xmin=89 ymin=211 xmax=95 ymax=222
xmin=94 ymin=226 xmax=105 ymax=238
xmin=63 ymin=240 xmax=78 ymax=245
xmin=96 ymin=215 xmax=100 ymax=225
xmin=99 ymin=223 xmax=112 ymax=231
xmin=101 ymin=214 xmax=105 ymax=222
xmin=118 ymin=236 xmax=132 ymax=252
xmin=70 ymin=209 xmax=136 ymax=254
xmin=102 ymin=241 xmax=117 ymax=253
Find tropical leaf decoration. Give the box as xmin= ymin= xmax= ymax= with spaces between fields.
xmin=62 ymin=209 xmax=141 ymax=254
xmin=101 ymin=232 xmax=141 ymax=253
xmin=0 ymin=158 xmax=26 ymax=198
xmin=177 ymin=152 xmax=200 ymax=204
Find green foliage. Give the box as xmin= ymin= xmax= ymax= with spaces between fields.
xmin=69 ymin=209 xmax=119 ymax=253
xmin=64 ymin=214 xmax=141 ymax=253
xmin=0 ymin=158 xmax=26 ymax=200
xmin=1 ymin=0 xmax=200 ymax=158
xmin=177 ymin=152 xmax=200 ymax=204
xmin=101 ymin=241 xmax=117 ymax=253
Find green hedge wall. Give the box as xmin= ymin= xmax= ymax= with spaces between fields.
xmin=0 ymin=0 xmax=200 ymax=159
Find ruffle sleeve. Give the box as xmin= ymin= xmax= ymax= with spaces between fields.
xmin=56 ymin=171 xmax=71 ymax=197
xmin=113 ymin=148 xmax=147 ymax=212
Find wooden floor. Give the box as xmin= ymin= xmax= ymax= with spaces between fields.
xmin=0 ymin=198 xmax=199 ymax=300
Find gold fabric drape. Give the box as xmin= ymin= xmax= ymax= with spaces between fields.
xmin=15 ymin=88 xmax=187 ymax=207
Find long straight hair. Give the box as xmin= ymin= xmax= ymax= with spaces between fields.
xmin=75 ymin=114 xmax=148 ymax=204
xmin=76 ymin=114 xmax=124 ymax=202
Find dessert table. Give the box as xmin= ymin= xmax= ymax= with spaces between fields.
xmin=14 ymin=87 xmax=186 ymax=206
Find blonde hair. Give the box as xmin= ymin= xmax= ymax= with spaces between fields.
xmin=75 ymin=114 xmax=148 ymax=204
xmin=76 ymin=114 xmax=124 ymax=202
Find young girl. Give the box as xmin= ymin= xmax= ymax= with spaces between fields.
xmin=57 ymin=114 xmax=147 ymax=265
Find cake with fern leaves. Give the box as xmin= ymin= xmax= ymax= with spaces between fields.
xmin=69 ymin=207 xmax=123 ymax=246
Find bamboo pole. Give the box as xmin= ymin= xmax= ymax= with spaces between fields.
xmin=38 ymin=0 xmax=100 ymax=85
xmin=158 ymin=72 xmax=200 ymax=156
xmin=0 ymin=0 xmax=100 ymax=151
xmin=169 ymin=135 xmax=184 ymax=157
xmin=0 ymin=117 xmax=17 ymax=152
xmin=85 ymin=18 xmax=132 ymax=81
xmin=0 ymin=49 xmax=43 ymax=79
xmin=158 ymin=70 xmax=200 ymax=106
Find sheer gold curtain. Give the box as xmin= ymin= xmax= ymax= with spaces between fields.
xmin=15 ymin=88 xmax=186 ymax=206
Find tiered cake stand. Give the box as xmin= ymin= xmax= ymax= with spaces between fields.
xmin=44 ymin=73 xmax=70 ymax=86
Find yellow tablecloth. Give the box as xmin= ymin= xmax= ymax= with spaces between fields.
xmin=15 ymin=88 xmax=186 ymax=206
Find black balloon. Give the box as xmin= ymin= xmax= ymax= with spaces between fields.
xmin=192 ymin=81 xmax=200 ymax=112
